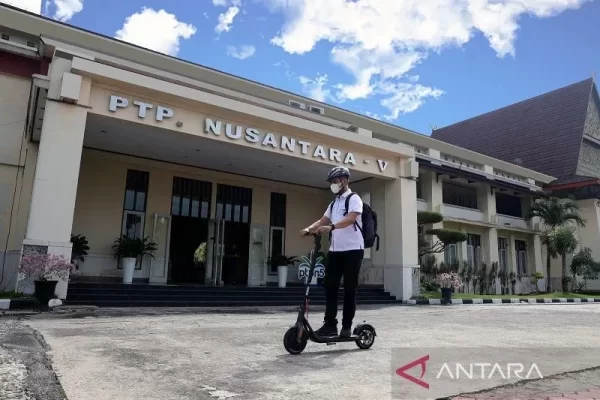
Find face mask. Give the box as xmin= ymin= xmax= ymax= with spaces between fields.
xmin=330 ymin=183 xmax=342 ymax=194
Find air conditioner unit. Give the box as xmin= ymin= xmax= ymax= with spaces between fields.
xmin=489 ymin=214 xmax=499 ymax=224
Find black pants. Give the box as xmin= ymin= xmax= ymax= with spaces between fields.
xmin=323 ymin=249 xmax=364 ymax=328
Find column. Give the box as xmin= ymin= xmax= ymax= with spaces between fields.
xmin=508 ymin=235 xmax=519 ymax=294
xmin=23 ymin=69 xmax=89 ymax=299
xmin=533 ymin=234 xmax=544 ymax=291
xmin=383 ymin=160 xmax=419 ymax=300
xmin=485 ymin=228 xmax=500 ymax=294
xmin=478 ymin=184 xmax=499 ymax=268
xmin=422 ymin=170 xmax=444 ymax=265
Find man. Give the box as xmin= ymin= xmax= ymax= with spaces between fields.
xmin=301 ymin=166 xmax=364 ymax=338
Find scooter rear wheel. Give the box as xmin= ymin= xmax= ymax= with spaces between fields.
xmin=283 ymin=326 xmax=308 ymax=355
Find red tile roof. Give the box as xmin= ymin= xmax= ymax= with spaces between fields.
xmin=431 ymin=78 xmax=596 ymax=185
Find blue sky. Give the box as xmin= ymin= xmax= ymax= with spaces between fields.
xmin=6 ymin=0 xmax=600 ymax=135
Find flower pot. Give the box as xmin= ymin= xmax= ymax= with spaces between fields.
xmin=277 ymin=265 xmax=288 ymax=288
xmin=122 ymin=257 xmax=137 ymax=284
xmin=34 ymin=280 xmax=58 ymax=306
xmin=441 ymin=287 xmax=452 ymax=304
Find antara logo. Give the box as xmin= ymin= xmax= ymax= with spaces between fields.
xmin=396 ymin=355 xmax=544 ymax=389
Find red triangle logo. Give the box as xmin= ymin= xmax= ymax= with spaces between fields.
xmin=395 ymin=354 xmax=430 ymax=389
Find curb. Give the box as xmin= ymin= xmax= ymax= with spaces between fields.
xmin=0 ymin=298 xmax=40 ymax=310
xmin=405 ymin=297 xmax=600 ymax=305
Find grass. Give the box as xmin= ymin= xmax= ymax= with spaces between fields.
xmin=0 ymin=291 xmax=32 ymax=299
xmin=416 ymin=291 xmax=595 ymax=300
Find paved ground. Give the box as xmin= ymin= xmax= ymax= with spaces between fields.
xmin=0 ymin=314 xmax=67 ymax=400
xmin=13 ymin=303 xmax=600 ymax=400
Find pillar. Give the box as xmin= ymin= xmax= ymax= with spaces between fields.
xmin=508 ymin=235 xmax=519 ymax=294
xmin=533 ymin=234 xmax=544 ymax=290
xmin=383 ymin=160 xmax=419 ymax=300
xmin=22 ymin=59 xmax=89 ymax=299
xmin=422 ymin=170 xmax=444 ymax=265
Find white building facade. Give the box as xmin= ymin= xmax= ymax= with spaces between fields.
xmin=0 ymin=5 xmax=555 ymax=301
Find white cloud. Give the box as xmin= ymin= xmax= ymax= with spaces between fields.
xmin=3 ymin=0 xmax=42 ymax=14
xmin=115 ymin=7 xmax=196 ymax=56
xmin=299 ymin=74 xmax=331 ymax=102
xmin=4 ymin=0 xmax=83 ymax=21
xmin=213 ymin=0 xmax=241 ymax=6
xmin=215 ymin=6 xmax=240 ymax=33
xmin=262 ymin=0 xmax=590 ymax=119
xmin=226 ymin=45 xmax=256 ymax=59
xmin=52 ymin=0 xmax=83 ymax=21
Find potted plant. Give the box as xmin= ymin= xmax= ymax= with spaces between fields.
xmin=436 ymin=272 xmax=463 ymax=304
xmin=19 ymin=252 xmax=77 ymax=307
xmin=112 ymin=235 xmax=158 ymax=284
xmin=268 ymin=255 xmax=298 ymax=288
xmin=70 ymin=234 xmax=90 ymax=271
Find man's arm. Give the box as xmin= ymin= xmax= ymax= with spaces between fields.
xmin=331 ymin=212 xmax=360 ymax=229
xmin=307 ymin=215 xmax=331 ymax=232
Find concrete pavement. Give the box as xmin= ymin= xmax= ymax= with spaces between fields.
xmin=22 ymin=303 xmax=600 ymax=400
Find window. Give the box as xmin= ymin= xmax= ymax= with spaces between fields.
xmin=216 ymin=184 xmax=252 ymax=223
xmin=171 ymin=177 xmax=212 ymax=218
xmin=515 ymin=240 xmax=528 ymax=275
xmin=416 ymin=175 xmax=423 ymax=199
xmin=288 ymin=100 xmax=305 ymax=109
xmin=498 ymin=238 xmax=508 ymax=273
xmin=120 ymin=170 xmax=150 ymax=270
xmin=442 ymin=182 xmax=478 ymax=209
xmin=496 ymin=193 xmax=523 ymax=217
xmin=444 ymin=244 xmax=458 ymax=265
xmin=467 ymin=234 xmax=482 ymax=268
xmin=269 ymin=192 xmax=286 ymax=275
xmin=308 ymin=105 xmax=324 ymax=115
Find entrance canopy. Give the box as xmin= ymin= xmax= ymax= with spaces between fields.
xmin=83 ymin=114 xmax=376 ymax=189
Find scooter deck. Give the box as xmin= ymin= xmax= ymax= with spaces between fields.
xmin=314 ymin=335 xmax=358 ymax=342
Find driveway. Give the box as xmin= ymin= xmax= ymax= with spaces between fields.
xmin=24 ymin=304 xmax=600 ymax=400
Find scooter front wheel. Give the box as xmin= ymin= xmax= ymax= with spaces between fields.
xmin=283 ymin=326 xmax=308 ymax=355
xmin=355 ymin=325 xmax=376 ymax=350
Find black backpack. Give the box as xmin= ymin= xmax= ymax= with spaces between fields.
xmin=329 ymin=193 xmax=380 ymax=251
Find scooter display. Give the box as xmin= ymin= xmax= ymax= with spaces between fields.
xmin=283 ymin=233 xmax=376 ymax=355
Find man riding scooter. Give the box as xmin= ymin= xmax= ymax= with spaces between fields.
xmin=301 ymin=166 xmax=364 ymax=338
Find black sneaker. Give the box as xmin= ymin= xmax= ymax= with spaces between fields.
xmin=315 ymin=322 xmax=338 ymax=337
xmin=340 ymin=326 xmax=352 ymax=338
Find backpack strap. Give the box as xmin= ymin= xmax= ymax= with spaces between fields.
xmin=343 ymin=192 xmax=360 ymax=232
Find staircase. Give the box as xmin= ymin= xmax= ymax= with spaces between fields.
xmin=65 ymin=282 xmax=402 ymax=307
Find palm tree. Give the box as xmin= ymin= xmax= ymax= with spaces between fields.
xmin=525 ymin=197 xmax=586 ymax=292
xmin=547 ymin=226 xmax=579 ymax=292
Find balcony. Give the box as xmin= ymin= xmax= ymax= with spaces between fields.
xmin=496 ymin=214 xmax=529 ymax=230
xmin=443 ymin=204 xmax=485 ymax=223
xmin=417 ymin=198 xmax=429 ymax=211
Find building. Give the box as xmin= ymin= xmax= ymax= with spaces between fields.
xmin=432 ymin=78 xmax=600 ymax=290
xmin=0 ymin=4 xmax=555 ymax=303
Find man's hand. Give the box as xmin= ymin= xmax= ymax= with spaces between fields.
xmin=316 ymin=225 xmax=332 ymax=235
xmin=300 ymin=228 xmax=310 ymax=236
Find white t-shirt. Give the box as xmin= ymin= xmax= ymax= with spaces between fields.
xmin=324 ymin=188 xmax=364 ymax=252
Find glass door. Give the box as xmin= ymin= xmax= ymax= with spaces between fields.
xmin=208 ymin=218 xmax=226 ymax=286
xmin=149 ymin=213 xmax=171 ymax=284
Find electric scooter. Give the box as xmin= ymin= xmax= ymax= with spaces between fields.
xmin=283 ymin=233 xmax=377 ymax=355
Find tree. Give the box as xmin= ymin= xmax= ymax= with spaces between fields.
xmin=570 ymin=247 xmax=600 ymax=291
xmin=525 ymin=197 xmax=586 ymax=292
xmin=546 ymin=226 xmax=579 ymax=292
xmin=418 ymin=211 xmax=467 ymax=259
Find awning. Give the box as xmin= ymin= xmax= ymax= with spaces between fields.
xmin=417 ymin=156 xmax=547 ymax=197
